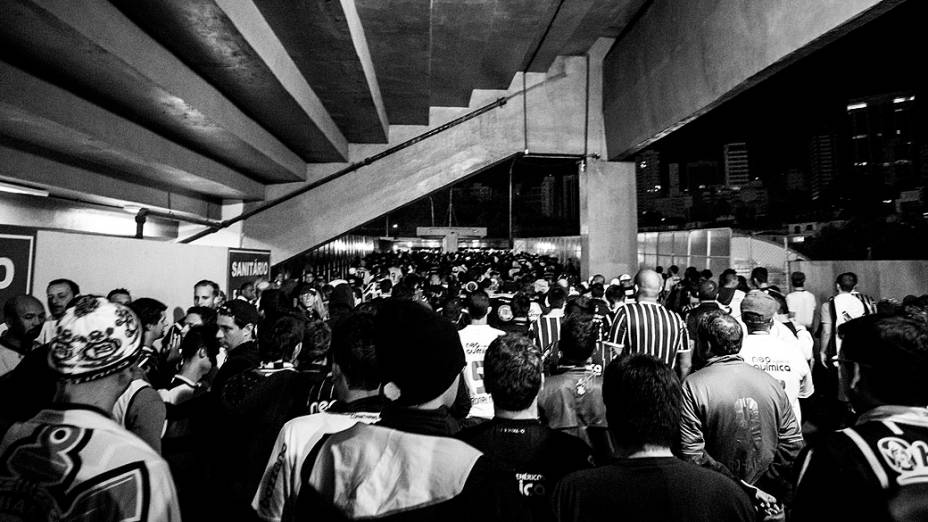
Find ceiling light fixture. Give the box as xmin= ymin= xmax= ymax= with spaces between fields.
xmin=0 ymin=180 xmax=49 ymax=198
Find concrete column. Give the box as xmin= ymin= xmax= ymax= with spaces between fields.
xmin=580 ymin=159 xmax=637 ymax=281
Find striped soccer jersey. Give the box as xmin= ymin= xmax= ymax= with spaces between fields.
xmin=608 ymin=301 xmax=690 ymax=367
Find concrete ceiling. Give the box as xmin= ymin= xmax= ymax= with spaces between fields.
xmin=0 ymin=0 xmax=639 ymax=215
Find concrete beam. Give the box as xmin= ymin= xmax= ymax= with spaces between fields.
xmin=602 ymin=0 xmax=903 ymax=159
xmin=0 ymin=145 xmax=217 ymax=217
xmin=0 ymin=0 xmax=308 ymax=181
xmin=0 ymin=62 xmax=265 ymax=201
xmin=253 ymin=0 xmax=388 ymax=143
xmin=111 ymin=0 xmax=349 ymax=161
xmin=238 ymin=56 xmax=593 ymax=262
xmin=356 ymin=0 xmax=431 ymax=125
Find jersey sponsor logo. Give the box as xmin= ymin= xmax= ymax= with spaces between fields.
xmin=515 ymin=473 xmax=546 ymax=497
xmin=877 ymin=437 xmax=928 ymax=486
xmin=496 ymin=304 xmax=514 ymax=322
xmin=747 ymin=355 xmax=791 ymax=373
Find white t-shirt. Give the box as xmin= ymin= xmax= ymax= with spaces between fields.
xmin=0 ymin=343 xmax=24 ymax=377
xmin=820 ymin=293 xmax=866 ymax=354
xmin=458 ymin=323 xmax=505 ymax=419
xmin=740 ymin=333 xmax=814 ymax=425
xmin=786 ymin=290 xmax=817 ymax=330
xmin=728 ymin=289 xmax=746 ymax=319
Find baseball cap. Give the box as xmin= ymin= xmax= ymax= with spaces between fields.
xmin=48 ymin=296 xmax=142 ymax=383
xmin=374 ymin=300 xmax=465 ymax=406
xmin=741 ymin=290 xmax=778 ymax=321
xmin=218 ymin=300 xmax=261 ymax=326
xmin=618 ymin=274 xmax=632 ymax=282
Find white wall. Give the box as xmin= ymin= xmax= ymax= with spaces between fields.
xmin=33 ymin=231 xmax=227 ymax=321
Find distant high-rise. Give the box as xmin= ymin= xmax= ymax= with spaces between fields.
xmin=847 ymin=93 xmax=917 ymax=190
xmin=723 ymin=142 xmax=750 ymax=187
xmin=784 ymin=167 xmax=807 ymax=193
xmin=636 ymin=150 xmax=662 ymax=201
xmin=668 ymin=163 xmax=682 ymax=196
xmin=809 ymin=134 xmax=836 ymax=200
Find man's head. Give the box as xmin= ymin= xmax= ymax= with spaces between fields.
xmin=184 ymin=306 xmax=217 ymax=330
xmin=697 ymin=280 xmax=719 ymax=301
xmin=634 ymin=269 xmax=663 ymax=300
xmin=591 ymin=274 xmax=606 ymax=286
xmin=790 ymin=271 xmax=806 ymax=289
xmin=295 ymin=282 xmax=319 ymax=311
xmin=547 ymin=286 xmax=567 ymax=310
xmin=750 ymin=267 xmax=768 ymax=288
xmin=331 ymin=312 xmax=380 ymax=395
xmin=839 ymin=315 xmax=928 ymax=409
xmin=128 ymin=297 xmax=168 ymax=344
xmin=46 ymin=278 xmax=79 ymax=319
xmin=193 ymin=280 xmax=221 ymax=308
xmin=48 ymin=296 xmax=141 ymax=384
xmin=604 ymin=354 xmax=682 ymax=452
xmin=180 ymin=324 xmax=220 ymax=377
xmin=240 ymin=281 xmax=257 ymax=301
xmin=106 ymin=288 xmax=132 ymax=306
xmin=2 ymin=295 xmax=46 ymax=342
xmin=484 ymin=334 xmax=543 ymax=413
xmin=558 ymin=313 xmax=597 ymax=364
xmin=216 ymin=300 xmax=260 ymax=351
xmin=510 ymin=292 xmax=531 ymax=319
xmin=466 ymin=290 xmax=491 ymax=322
xmin=697 ymin=310 xmax=743 ymax=358
xmin=374 ymin=300 xmax=465 ymax=407
xmin=836 ymin=272 xmax=858 ymax=293
xmin=741 ymin=290 xmax=778 ymax=332
xmin=719 ymin=271 xmax=738 ymax=289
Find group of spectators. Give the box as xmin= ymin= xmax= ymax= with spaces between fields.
xmin=0 ymin=250 xmax=926 ymax=521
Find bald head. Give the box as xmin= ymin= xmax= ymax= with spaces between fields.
xmin=3 ymin=294 xmax=46 ymax=342
xmin=635 ymin=269 xmax=663 ymax=300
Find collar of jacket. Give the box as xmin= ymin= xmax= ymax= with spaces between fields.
xmin=702 ymin=354 xmax=744 ymax=368
xmin=378 ymin=404 xmax=460 ymax=436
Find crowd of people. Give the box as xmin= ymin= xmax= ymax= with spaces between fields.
xmin=1 ymin=248 xmax=927 ymax=521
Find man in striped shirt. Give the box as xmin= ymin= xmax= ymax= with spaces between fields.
xmin=530 ymin=286 xmax=567 ymax=359
xmin=608 ymin=269 xmax=692 ymax=378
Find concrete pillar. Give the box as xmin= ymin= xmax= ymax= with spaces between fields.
xmin=580 ymin=159 xmax=637 ymax=281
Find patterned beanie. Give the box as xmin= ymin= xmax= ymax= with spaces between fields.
xmin=48 ymin=296 xmax=142 ymax=383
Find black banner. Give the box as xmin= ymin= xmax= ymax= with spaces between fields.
xmin=0 ymin=225 xmax=37 ymax=322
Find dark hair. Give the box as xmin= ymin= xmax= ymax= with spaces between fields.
xmin=181 ymin=324 xmax=220 ymax=361
xmin=700 ymin=269 xmax=713 ymax=281
xmin=558 ymin=313 xmax=597 ymax=363
xmin=107 ymin=288 xmax=131 ymax=300
xmin=697 ymin=280 xmax=718 ymax=300
xmin=185 ymin=306 xmax=217 ymax=326
xmin=128 ymin=297 xmax=167 ymax=329
xmin=605 ymin=284 xmax=624 ymax=305
xmin=697 ymin=310 xmax=743 ymax=356
xmin=590 ymin=283 xmax=605 ymax=299
xmin=379 ymin=278 xmax=393 ymax=293
xmin=720 ymin=271 xmax=738 ymax=287
xmin=839 ymin=315 xmax=928 ymax=406
xmin=484 ymin=334 xmax=542 ymax=411
xmin=603 ymin=354 xmax=682 ymax=448
xmin=791 ymin=271 xmax=806 ymax=287
xmin=332 ymin=312 xmax=380 ymax=390
xmin=265 ymin=315 xmax=305 ymax=362
xmin=240 ymin=281 xmax=255 ymax=291
xmin=296 ymin=319 xmax=332 ymax=368
xmin=48 ymin=278 xmax=80 ymax=296
xmin=194 ymin=279 xmax=220 ymax=295
xmin=836 ymin=272 xmax=858 ymax=292
xmin=466 ymin=290 xmax=491 ymax=320
xmin=547 ymin=286 xmax=567 ymax=308
xmin=750 ymin=267 xmax=768 ymax=284
xmin=510 ymin=293 xmax=530 ymax=318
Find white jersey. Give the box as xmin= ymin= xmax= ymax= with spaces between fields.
xmin=0 ymin=406 xmax=180 ymax=521
xmin=821 ymin=293 xmax=866 ymax=354
xmin=458 ymin=324 xmax=505 ymax=419
xmin=786 ymin=290 xmax=817 ymax=330
xmin=740 ymin=333 xmax=814 ymax=425
xmin=252 ymin=410 xmax=381 ymax=522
